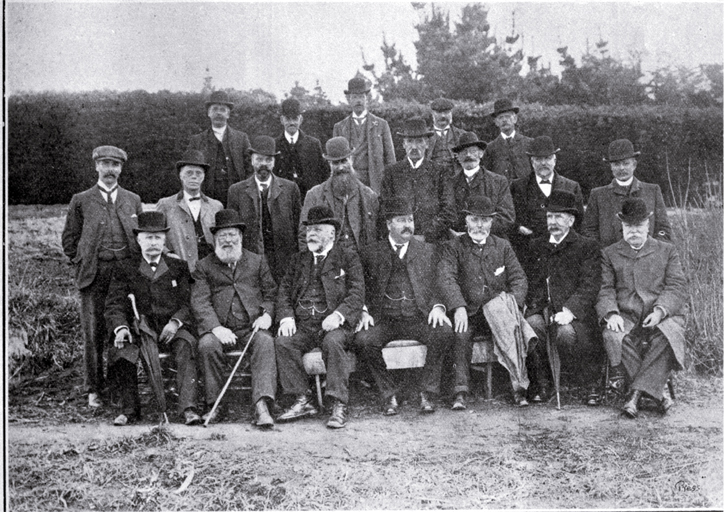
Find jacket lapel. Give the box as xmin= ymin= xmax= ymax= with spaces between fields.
xmin=154 ymin=257 xmax=169 ymax=280
xmin=268 ymin=175 xmax=282 ymax=203
xmin=176 ymin=191 xmax=193 ymax=219
xmin=138 ymin=259 xmax=156 ymax=280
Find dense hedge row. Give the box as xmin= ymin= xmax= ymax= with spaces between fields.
xmin=8 ymin=91 xmax=723 ymax=204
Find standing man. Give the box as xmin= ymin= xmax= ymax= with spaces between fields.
xmin=275 ymin=206 xmax=365 ymax=429
xmin=156 ymin=149 xmax=223 ymax=273
xmin=381 ymin=117 xmax=456 ymax=243
xmin=62 ymin=145 xmax=143 ymax=408
xmin=187 ymin=90 xmax=250 ymax=206
xmin=332 ymin=76 xmax=395 ymax=194
xmin=273 ymin=98 xmax=329 ymax=197
xmin=426 ymin=97 xmax=471 ymax=175
xmin=227 ymin=135 xmax=302 ymax=284
xmin=582 ymin=139 xmax=671 ymax=248
xmin=191 ymin=210 xmax=278 ymax=428
xmin=481 ymin=99 xmax=534 ymax=183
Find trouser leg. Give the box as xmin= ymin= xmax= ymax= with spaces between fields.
xmin=622 ymin=330 xmax=676 ymax=400
xmin=110 ymin=358 xmax=139 ymax=416
xmin=452 ymin=329 xmax=473 ymax=395
xmin=417 ymin=321 xmax=453 ymax=396
xmin=246 ymin=329 xmax=277 ymax=405
xmin=170 ymin=336 xmax=198 ymax=414
xmin=353 ymin=323 xmax=397 ymax=399
xmin=602 ymin=328 xmax=625 ymax=367
xmin=275 ymin=328 xmax=315 ymax=396
xmin=197 ymin=333 xmax=226 ymax=406
xmin=79 ymin=261 xmax=114 ymax=394
xmin=321 ymin=328 xmax=351 ymax=404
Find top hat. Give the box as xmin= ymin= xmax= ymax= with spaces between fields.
xmin=604 ymin=139 xmax=641 ymax=162
xmin=526 ymin=136 xmax=560 ymax=157
xmin=133 ymin=211 xmax=170 ymax=234
xmin=382 ymin=196 xmax=414 ymax=219
xmin=281 ymin=98 xmax=303 ymax=118
xmin=248 ymin=135 xmax=280 ymax=157
xmin=491 ymin=98 xmax=520 ymax=118
xmin=92 ymin=145 xmax=127 ymax=163
xmin=461 ymin=196 xmax=497 ymax=218
xmin=617 ymin=198 xmax=653 ymax=224
xmin=451 ymin=132 xmax=487 ymax=153
xmin=344 ymin=76 xmax=371 ymax=95
xmin=430 ymin=97 xmax=455 ymax=112
xmin=397 ymin=117 xmax=435 ymax=138
xmin=302 ymin=205 xmax=341 ymax=231
xmin=204 ymin=90 xmax=235 ymax=110
xmin=546 ymin=190 xmax=579 ymax=216
xmin=210 ymin=209 xmax=246 ymax=234
xmin=175 ymin=149 xmax=210 ymax=172
xmin=323 ymin=137 xmax=354 ymax=161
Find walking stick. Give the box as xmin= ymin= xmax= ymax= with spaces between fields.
xmin=203 ymin=327 xmax=259 ymax=427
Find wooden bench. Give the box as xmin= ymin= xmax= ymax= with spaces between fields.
xmin=158 ymin=350 xmax=252 ymax=396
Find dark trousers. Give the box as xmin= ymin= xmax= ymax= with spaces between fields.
xmin=622 ymin=329 xmax=675 ymax=400
xmin=353 ymin=316 xmax=452 ymax=399
xmin=452 ymin=312 xmax=490 ymax=395
xmin=275 ymin=319 xmax=353 ymax=404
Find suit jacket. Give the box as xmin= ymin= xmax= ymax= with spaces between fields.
xmin=452 ymin=169 xmax=515 ymax=237
xmin=437 ymin=234 xmax=527 ymax=315
xmin=275 ymin=245 xmax=365 ymax=327
xmin=381 ymin=158 xmax=456 ymax=243
xmin=155 ymin=191 xmax=223 ymax=272
xmin=227 ymin=174 xmax=301 ymax=281
xmin=299 ymin=178 xmax=379 ymax=251
xmin=273 ymin=130 xmax=329 ymax=197
xmin=186 ymin=126 xmax=251 ymax=199
xmin=581 ymin=178 xmax=672 ymax=249
xmin=426 ymin=125 xmax=471 ymax=174
xmin=596 ymin=237 xmax=687 ymax=368
xmin=333 ymin=112 xmax=395 ymax=194
xmin=191 ymin=250 xmax=278 ymax=335
xmin=481 ymin=131 xmax=534 ymax=183
xmin=62 ymin=185 xmax=143 ymax=290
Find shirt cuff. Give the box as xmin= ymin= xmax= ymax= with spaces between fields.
xmin=171 ymin=318 xmax=183 ymax=328
xmin=654 ymin=305 xmax=667 ymax=318
xmin=280 ymin=317 xmax=294 ymax=325
xmin=114 ymin=325 xmax=129 ymax=335
xmin=432 ymin=304 xmax=446 ymax=313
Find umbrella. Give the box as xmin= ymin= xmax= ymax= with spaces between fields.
xmin=128 ymin=294 xmax=168 ymax=423
xmin=545 ymin=277 xmax=561 ymax=410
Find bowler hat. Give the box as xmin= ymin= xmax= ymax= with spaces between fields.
xmin=526 ymin=136 xmax=560 ymax=157
xmin=344 ymin=76 xmax=371 ymax=95
xmin=461 ymin=196 xmax=497 ymax=218
xmin=133 ymin=211 xmax=169 ymax=235
xmin=491 ymin=98 xmax=520 ymax=118
xmin=93 ymin=145 xmax=127 ymax=163
xmin=397 ymin=117 xmax=435 ymax=138
xmin=302 ymin=205 xmax=341 ymax=231
xmin=281 ymin=98 xmax=303 ymax=118
xmin=617 ymin=198 xmax=652 ymax=224
xmin=430 ymin=97 xmax=455 ymax=112
xmin=323 ymin=137 xmax=354 ymax=161
xmin=210 ymin=209 xmax=246 ymax=234
xmin=604 ymin=139 xmax=640 ymax=162
xmin=451 ymin=132 xmax=487 ymax=153
xmin=248 ymin=135 xmax=280 ymax=157
xmin=175 ymin=149 xmax=210 ymax=172
xmin=204 ymin=90 xmax=235 ymax=110
xmin=546 ymin=190 xmax=579 ymax=216
xmin=382 ymin=196 xmax=414 ymax=220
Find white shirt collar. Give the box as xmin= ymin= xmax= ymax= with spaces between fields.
xmin=144 ymin=256 xmax=161 ymax=266
xmin=388 ymin=235 xmax=410 ymax=258
xmin=407 ymin=157 xmax=424 ymax=169
xmin=97 ymin=181 xmax=117 ymax=193
xmin=183 ymin=190 xmax=201 ymax=201
xmin=615 ymin=177 xmax=634 ymax=187
xmin=501 ymin=130 xmax=516 ymax=140
xmin=463 ymin=167 xmax=480 ymax=178
xmin=549 ymin=231 xmax=570 ymax=245
xmin=285 ymin=131 xmax=299 ymax=144
xmin=254 ymin=175 xmax=272 ymax=190
xmin=212 ymin=125 xmax=227 ymax=141
xmin=536 ymin=174 xmax=554 ymax=184
xmin=352 ymin=110 xmax=368 ymax=120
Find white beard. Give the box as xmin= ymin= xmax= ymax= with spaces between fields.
xmin=215 ymin=243 xmax=242 ymax=265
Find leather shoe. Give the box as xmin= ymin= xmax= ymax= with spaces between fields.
xmin=88 ymin=393 xmax=102 ymax=408
xmin=383 ymin=395 xmax=399 ymax=416
xmin=513 ymin=390 xmax=529 ymax=407
xmin=278 ymin=394 xmax=318 ymax=422
xmin=622 ymin=389 xmax=641 ymax=419
xmin=202 ymin=405 xmax=225 ymax=424
xmin=586 ymin=390 xmax=602 ymax=407
xmin=254 ymin=399 xmax=275 ymax=428
xmin=183 ymin=409 xmax=202 ymax=426
xmin=326 ymin=400 xmax=347 ymax=429
xmin=452 ymin=393 xmax=466 ymax=411
xmin=660 ymin=385 xmax=674 ymax=414
xmin=420 ymin=392 xmax=435 ymax=414
xmin=608 ymin=365 xmax=626 ymax=396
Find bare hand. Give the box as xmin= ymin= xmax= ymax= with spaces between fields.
xmin=642 ymin=308 xmax=665 ymax=328
xmin=606 ymin=314 xmax=625 ymax=332
xmin=428 ymin=306 xmax=452 ymax=328
xmin=278 ymin=318 xmax=297 ymax=337
xmin=454 ymin=307 xmax=468 ymax=333
xmin=212 ymin=326 xmax=237 ymax=346
xmin=355 ymin=311 xmax=375 ymax=333
xmin=159 ymin=320 xmax=179 ymax=343
xmin=322 ymin=312 xmax=343 ymax=332
xmin=553 ymin=308 xmax=574 ymax=326
xmin=252 ymin=312 xmax=272 ymax=332
xmin=518 ymin=226 xmax=533 ymax=236
xmin=114 ymin=327 xmax=132 ymax=349
xmin=413 ymin=234 xmax=426 ymax=243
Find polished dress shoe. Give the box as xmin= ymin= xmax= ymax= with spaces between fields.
xmin=513 ymin=390 xmax=529 ymax=407
xmin=278 ymin=394 xmax=318 ymax=422
xmin=183 ymin=408 xmax=202 ymax=426
xmin=254 ymin=399 xmax=275 ymax=429
xmin=88 ymin=393 xmax=102 ymax=408
xmin=420 ymin=392 xmax=435 ymax=414
xmin=452 ymin=393 xmax=466 ymax=411
xmin=660 ymin=385 xmax=674 ymax=414
xmin=383 ymin=395 xmax=399 ymax=416
xmin=326 ymin=400 xmax=347 ymax=429
xmin=608 ymin=365 xmax=626 ymax=396
xmin=622 ymin=389 xmax=642 ymax=418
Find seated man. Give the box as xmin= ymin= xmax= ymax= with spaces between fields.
xmin=438 ymin=197 xmax=534 ymax=407
xmin=355 ymin=197 xmax=453 ymax=415
xmin=596 ymin=198 xmax=686 ymax=418
xmin=105 ymin=211 xmax=201 ymax=426
xmin=191 ymin=209 xmax=278 ymax=428
xmin=275 ymin=206 xmax=365 ymax=429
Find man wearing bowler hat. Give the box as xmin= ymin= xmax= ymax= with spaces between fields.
xmin=481 ymin=99 xmax=534 ymax=183
xmin=62 ymin=145 xmax=143 ymax=409
xmin=381 ymin=117 xmax=456 ymax=243
xmin=582 ymin=139 xmax=671 ymax=248
xmin=273 ymin=98 xmax=329 ymax=197
xmin=105 ymin=211 xmax=201 ymax=426
xmin=156 ymin=149 xmax=223 ymax=273
xmin=596 ymin=198 xmax=686 ymax=418
xmin=186 ymin=90 xmax=251 ymax=206
xmin=191 ymin=209 xmax=278 ymax=427
xmin=227 ymin=135 xmax=302 ymax=284
xmin=332 ymin=76 xmax=395 ymax=194
xmin=426 ymin=97 xmax=472 ymax=175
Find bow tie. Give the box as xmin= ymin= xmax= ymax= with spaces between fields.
xmin=148 ymin=260 xmax=159 ymax=269
xmin=188 ymin=196 xmax=201 ymax=201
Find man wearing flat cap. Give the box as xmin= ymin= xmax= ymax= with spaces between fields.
xmin=156 ymin=149 xmax=223 ymax=273
xmin=186 ymin=91 xmax=251 ymax=206
xmin=354 ymin=197 xmax=453 ymax=416
xmin=62 ymin=145 xmax=143 ymax=409
xmin=481 ymin=99 xmax=534 ymax=183
xmin=227 ymin=135 xmax=302 ymax=284
xmin=426 ymin=97 xmax=471 ymax=175
xmin=275 ymin=205 xmax=365 ymax=429
xmin=299 ymin=137 xmax=379 ymax=252
xmin=273 ymin=98 xmax=328 ymax=197
xmin=191 ymin=209 xmax=279 ymax=428
xmin=104 ymin=211 xmax=201 ymax=426
xmin=582 ymin=139 xmax=671 ymax=249
xmin=332 ymin=76 xmax=395 ymax=194
xmin=381 ymin=117 xmax=456 ymax=243
xmin=450 ymin=132 xmax=515 ymax=238
xmin=596 ymin=198 xmax=686 ymax=419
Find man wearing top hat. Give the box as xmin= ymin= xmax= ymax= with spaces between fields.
xmin=104 ymin=211 xmax=201 ymax=426
xmin=156 ymin=150 xmax=223 ymax=273
xmin=299 ymin=137 xmax=379 ymax=252
xmin=354 ymin=197 xmax=453 ymax=415
xmin=380 ymin=117 xmax=456 ymax=243
xmin=62 ymin=145 xmax=143 ymax=409
xmin=582 ymin=139 xmax=671 ymax=249
xmin=481 ymin=99 xmax=534 ymax=183
xmin=275 ymin=206 xmax=365 ymax=429
xmin=524 ymin=191 xmax=602 ymax=404
xmin=426 ymin=97 xmax=471 ymax=175
xmin=450 ymin=132 xmax=515 ymax=238
xmin=273 ymin=98 xmax=329 ymax=197
xmin=332 ymin=76 xmax=395 ymax=194
xmin=186 ymin=90 xmax=251 ymax=206
xmin=191 ymin=209 xmax=278 ymax=427
xmin=596 ymin=198 xmax=686 ymax=418
xmin=227 ymin=135 xmax=302 ymax=284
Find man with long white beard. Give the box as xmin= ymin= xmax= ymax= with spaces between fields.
xmin=191 ymin=209 xmax=278 ymax=427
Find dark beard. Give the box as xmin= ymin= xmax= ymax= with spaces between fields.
xmin=331 ymin=172 xmax=355 ymax=196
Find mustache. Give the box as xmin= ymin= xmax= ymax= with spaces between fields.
xmin=463 ymin=157 xmax=477 ymax=162
xmin=401 ymin=228 xmax=413 ymax=234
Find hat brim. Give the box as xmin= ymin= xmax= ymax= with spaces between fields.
xmin=205 ymin=101 xmax=234 ymax=110
xmin=302 ymin=218 xmax=342 ymax=231
xmin=95 ymin=156 xmax=126 ymax=163
xmin=616 ymin=211 xmax=653 ymax=223
xmin=603 ymin=151 xmax=641 ymax=163
xmin=397 ymin=131 xmax=435 ymax=138
xmin=176 ymin=161 xmax=210 ymax=171
xmin=248 ymin=148 xmax=281 ymax=157
xmin=210 ymin=223 xmax=246 ymax=234
xmin=491 ymin=107 xmax=519 ymax=118
xmin=461 ymin=210 xmax=497 ymax=218
xmin=452 ymin=141 xmax=487 ymax=153
xmin=546 ymin=206 xmax=579 ymax=216
xmin=344 ymin=89 xmax=371 ymax=95
xmin=323 ymin=149 xmax=354 ymax=161
xmin=526 ymin=148 xmax=561 ymax=157
xmin=133 ymin=226 xmax=170 ymax=235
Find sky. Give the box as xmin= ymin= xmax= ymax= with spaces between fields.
xmin=6 ymin=1 xmax=723 ymax=104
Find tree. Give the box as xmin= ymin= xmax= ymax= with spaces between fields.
xmin=286 ymin=80 xmax=332 ymax=108
xmin=647 ymin=64 xmax=723 ymax=107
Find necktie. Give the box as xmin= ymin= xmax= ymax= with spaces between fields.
xmin=394 ymin=244 xmax=404 ymax=258
xmin=540 ymin=179 xmax=551 ymax=184
xmin=260 ymin=183 xmax=269 ymax=196
xmin=149 ymin=260 xmax=158 ymax=270
xmin=105 ymin=186 xmax=117 ymax=204
xmin=188 ymin=196 xmax=201 ymax=201
xmin=314 ymin=254 xmax=324 ymax=266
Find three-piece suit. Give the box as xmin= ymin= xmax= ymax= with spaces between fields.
xmin=273 ymin=130 xmax=329 ymax=197
xmin=481 ymin=132 xmax=534 ymax=183
xmin=451 ymin=169 xmax=515 ymax=237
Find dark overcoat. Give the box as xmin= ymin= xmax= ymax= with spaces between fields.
xmin=273 ymin=130 xmax=329 ymax=197
xmin=452 ymin=169 xmax=515 ymax=236
xmin=186 ymin=126 xmax=251 ymax=193
xmin=481 ymin=131 xmax=534 ymax=183
xmin=425 ymin=124 xmax=471 ymax=174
